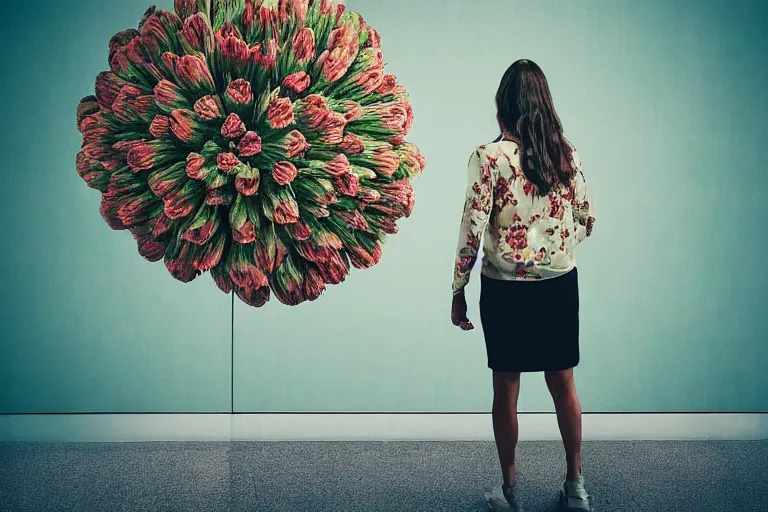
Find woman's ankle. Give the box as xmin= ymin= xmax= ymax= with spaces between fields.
xmin=503 ymin=469 xmax=517 ymax=489
xmin=503 ymin=476 xmax=518 ymax=490
xmin=565 ymin=459 xmax=582 ymax=481
xmin=566 ymin=468 xmax=582 ymax=481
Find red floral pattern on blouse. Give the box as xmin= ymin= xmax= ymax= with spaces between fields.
xmin=452 ymin=140 xmax=595 ymax=292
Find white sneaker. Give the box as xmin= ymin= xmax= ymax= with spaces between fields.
xmin=484 ymin=484 xmax=522 ymax=511
xmin=560 ymin=475 xmax=592 ymax=511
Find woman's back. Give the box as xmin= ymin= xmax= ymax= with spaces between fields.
xmin=450 ymin=58 xmax=595 ymax=512
xmin=452 ymin=138 xmax=594 ymax=289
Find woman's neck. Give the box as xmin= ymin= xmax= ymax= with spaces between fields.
xmin=501 ymin=131 xmax=521 ymax=144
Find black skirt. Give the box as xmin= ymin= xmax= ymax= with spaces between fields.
xmin=479 ymin=268 xmax=580 ymax=373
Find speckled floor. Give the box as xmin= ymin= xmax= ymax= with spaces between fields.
xmin=1 ymin=441 xmax=766 ymax=512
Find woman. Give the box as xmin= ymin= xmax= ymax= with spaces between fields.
xmin=450 ymin=59 xmax=596 ymax=512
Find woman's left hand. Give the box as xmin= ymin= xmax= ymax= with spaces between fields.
xmin=451 ymin=291 xmax=474 ymax=331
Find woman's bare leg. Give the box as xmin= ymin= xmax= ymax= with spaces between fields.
xmin=544 ymin=368 xmax=582 ymax=480
xmin=492 ymin=371 xmax=521 ymax=488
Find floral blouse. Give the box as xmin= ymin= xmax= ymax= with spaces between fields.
xmin=452 ymin=139 xmax=595 ymax=293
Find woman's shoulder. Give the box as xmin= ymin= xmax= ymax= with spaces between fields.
xmin=563 ymin=136 xmax=580 ymax=158
xmin=472 ymin=138 xmax=521 ymax=159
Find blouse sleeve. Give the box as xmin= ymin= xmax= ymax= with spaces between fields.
xmin=452 ymin=147 xmax=493 ymax=293
xmin=571 ymin=149 xmax=595 ymax=244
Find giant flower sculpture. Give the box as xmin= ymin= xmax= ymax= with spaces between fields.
xmin=75 ymin=0 xmax=425 ymax=307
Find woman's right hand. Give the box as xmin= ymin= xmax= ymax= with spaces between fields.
xmin=451 ymin=290 xmax=474 ymax=331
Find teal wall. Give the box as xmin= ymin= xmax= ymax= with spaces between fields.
xmin=1 ymin=0 xmax=766 ymax=414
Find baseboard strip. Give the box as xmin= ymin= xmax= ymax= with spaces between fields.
xmin=1 ymin=413 xmax=766 ymax=442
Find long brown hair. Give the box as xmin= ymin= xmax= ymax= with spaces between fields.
xmin=495 ymin=59 xmax=575 ymax=195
